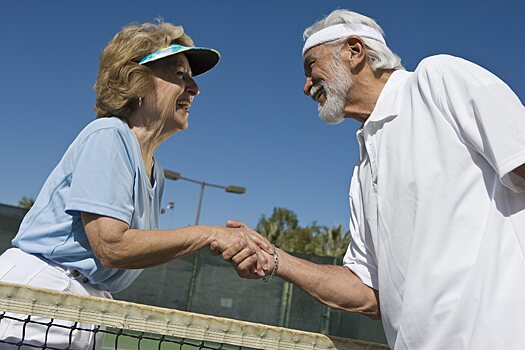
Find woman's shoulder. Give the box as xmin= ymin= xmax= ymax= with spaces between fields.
xmin=82 ymin=116 xmax=129 ymax=132
xmin=76 ymin=117 xmax=132 ymax=143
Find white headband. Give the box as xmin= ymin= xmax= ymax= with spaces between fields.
xmin=302 ymin=23 xmax=386 ymax=57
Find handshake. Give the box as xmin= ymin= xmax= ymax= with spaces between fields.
xmin=209 ymin=220 xmax=279 ymax=281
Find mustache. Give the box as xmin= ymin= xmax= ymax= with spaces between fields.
xmin=309 ymin=81 xmax=325 ymax=101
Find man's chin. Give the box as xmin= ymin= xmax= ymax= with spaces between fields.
xmin=318 ymin=98 xmax=345 ymax=124
xmin=320 ymin=116 xmax=345 ymax=125
xmin=318 ymin=109 xmax=345 ymax=125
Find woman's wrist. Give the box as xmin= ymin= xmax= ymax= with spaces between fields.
xmin=206 ymin=225 xmax=229 ymax=246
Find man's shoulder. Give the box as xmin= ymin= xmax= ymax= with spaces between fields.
xmin=414 ymin=55 xmax=484 ymax=79
xmin=414 ymin=54 xmax=459 ymax=77
xmin=415 ymin=55 xmax=501 ymax=90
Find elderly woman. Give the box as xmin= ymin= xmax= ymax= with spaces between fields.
xmin=0 ymin=21 xmax=271 ymax=349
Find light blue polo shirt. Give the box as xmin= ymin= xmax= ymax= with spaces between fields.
xmin=13 ymin=117 xmax=165 ymax=292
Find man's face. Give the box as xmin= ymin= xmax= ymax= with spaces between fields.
xmin=303 ymin=43 xmax=352 ymax=125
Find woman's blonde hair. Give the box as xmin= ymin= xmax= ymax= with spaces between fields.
xmin=94 ymin=20 xmax=193 ymax=118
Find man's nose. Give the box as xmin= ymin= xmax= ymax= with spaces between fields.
xmin=303 ymin=77 xmax=313 ymax=96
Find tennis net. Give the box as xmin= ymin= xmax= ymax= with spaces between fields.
xmin=0 ymin=281 xmax=388 ymax=350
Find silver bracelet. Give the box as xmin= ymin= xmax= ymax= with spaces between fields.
xmin=263 ymin=245 xmax=279 ymax=284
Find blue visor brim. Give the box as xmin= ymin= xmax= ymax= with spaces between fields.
xmin=139 ymin=44 xmax=220 ymax=76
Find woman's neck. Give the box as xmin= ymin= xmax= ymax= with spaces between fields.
xmin=126 ymin=111 xmax=170 ymax=182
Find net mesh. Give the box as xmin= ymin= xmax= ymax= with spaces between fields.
xmin=0 ymin=281 xmax=388 ymax=350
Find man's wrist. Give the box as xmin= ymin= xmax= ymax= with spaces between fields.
xmin=262 ymin=245 xmax=279 ymax=284
xmin=273 ymin=248 xmax=287 ymax=279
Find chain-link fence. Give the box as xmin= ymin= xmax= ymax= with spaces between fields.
xmin=0 ymin=203 xmax=387 ymax=344
xmin=115 ymin=249 xmax=387 ymax=344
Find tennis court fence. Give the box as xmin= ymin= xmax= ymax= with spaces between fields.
xmin=0 ymin=204 xmax=388 ymax=346
xmin=113 ymin=250 xmax=387 ymax=345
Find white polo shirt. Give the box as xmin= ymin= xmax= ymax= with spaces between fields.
xmin=343 ymin=55 xmax=525 ymax=349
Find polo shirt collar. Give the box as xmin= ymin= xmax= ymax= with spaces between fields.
xmin=364 ymin=69 xmax=413 ymax=126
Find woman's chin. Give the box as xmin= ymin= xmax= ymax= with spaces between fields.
xmin=174 ymin=110 xmax=189 ymax=129
xmin=174 ymin=118 xmax=189 ymax=131
xmin=162 ymin=119 xmax=188 ymax=135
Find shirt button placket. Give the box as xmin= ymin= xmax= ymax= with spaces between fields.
xmin=365 ymin=137 xmax=378 ymax=186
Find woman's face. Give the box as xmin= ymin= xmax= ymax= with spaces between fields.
xmin=146 ymin=54 xmax=200 ymax=132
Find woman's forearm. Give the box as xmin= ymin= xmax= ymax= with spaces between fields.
xmin=82 ymin=212 xmax=271 ymax=271
xmin=82 ymin=212 xmax=225 ymax=268
xmin=96 ymin=226 xmax=224 ymax=269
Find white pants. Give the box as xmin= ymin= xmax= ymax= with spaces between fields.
xmin=0 ymin=248 xmax=112 ymax=350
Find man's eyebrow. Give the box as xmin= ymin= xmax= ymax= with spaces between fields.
xmin=304 ymin=57 xmax=314 ymax=71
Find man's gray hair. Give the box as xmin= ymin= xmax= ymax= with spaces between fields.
xmin=304 ymin=10 xmax=404 ymax=71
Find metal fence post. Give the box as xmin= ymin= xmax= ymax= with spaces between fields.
xmin=278 ymin=281 xmax=293 ymax=327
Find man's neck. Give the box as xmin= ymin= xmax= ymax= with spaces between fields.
xmin=343 ymin=69 xmax=394 ymax=124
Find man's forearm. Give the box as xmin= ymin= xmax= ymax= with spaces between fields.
xmin=276 ymin=249 xmax=380 ymax=319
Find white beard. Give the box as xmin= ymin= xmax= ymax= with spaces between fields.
xmin=317 ymin=57 xmax=352 ymax=125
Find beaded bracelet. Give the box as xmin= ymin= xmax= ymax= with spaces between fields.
xmin=262 ymin=245 xmax=279 ymax=284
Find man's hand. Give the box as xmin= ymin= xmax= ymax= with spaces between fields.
xmin=212 ymin=220 xmax=379 ymax=318
xmin=210 ymin=220 xmax=272 ymax=277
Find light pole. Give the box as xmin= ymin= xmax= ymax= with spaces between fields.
xmin=160 ymin=201 xmax=175 ymax=226
xmin=156 ymin=201 xmax=175 ymax=305
xmin=164 ymin=169 xmax=245 ymax=225
xmin=163 ymin=169 xmax=246 ymax=310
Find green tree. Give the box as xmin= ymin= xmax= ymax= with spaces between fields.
xmin=256 ymin=207 xmax=299 ymax=246
xmin=256 ymin=207 xmax=317 ymax=254
xmin=257 ymin=207 xmax=298 ymax=234
xmin=18 ymin=197 xmax=35 ymax=209
xmin=256 ymin=207 xmax=350 ymax=257
xmin=308 ymin=225 xmax=351 ymax=257
xmin=279 ymin=226 xmax=315 ymax=253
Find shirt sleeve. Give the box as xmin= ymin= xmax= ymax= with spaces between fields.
xmin=65 ymin=127 xmax=135 ymax=223
xmin=435 ymin=57 xmax=525 ymax=192
xmin=343 ymin=168 xmax=379 ymax=289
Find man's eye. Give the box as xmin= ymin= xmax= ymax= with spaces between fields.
xmin=175 ymin=71 xmax=185 ymax=78
xmin=304 ymin=61 xmax=314 ymax=76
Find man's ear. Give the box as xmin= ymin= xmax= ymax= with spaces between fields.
xmin=343 ymin=35 xmax=367 ymax=70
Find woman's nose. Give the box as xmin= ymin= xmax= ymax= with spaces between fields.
xmin=186 ymin=76 xmax=200 ymax=96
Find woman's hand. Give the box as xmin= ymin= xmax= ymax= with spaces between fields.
xmin=210 ymin=220 xmax=273 ymax=278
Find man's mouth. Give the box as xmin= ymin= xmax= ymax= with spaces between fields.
xmin=310 ymin=84 xmax=324 ymax=102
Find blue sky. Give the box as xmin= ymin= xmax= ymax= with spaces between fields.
xmin=1 ymin=1 xmax=524 ymax=230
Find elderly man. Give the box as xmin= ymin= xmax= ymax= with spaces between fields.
xmin=222 ymin=8 xmax=525 ymax=350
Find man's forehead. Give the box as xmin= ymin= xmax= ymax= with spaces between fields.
xmin=303 ymin=44 xmax=329 ymax=67
xmin=305 ymin=43 xmax=331 ymax=60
